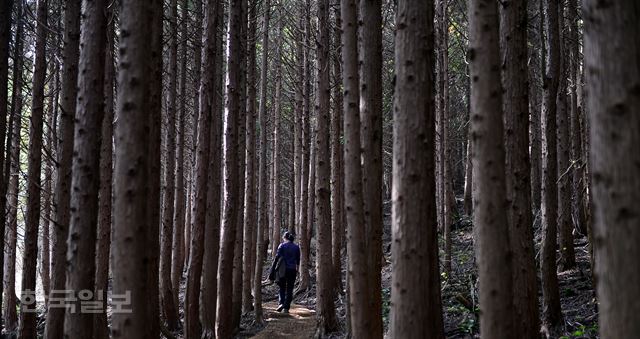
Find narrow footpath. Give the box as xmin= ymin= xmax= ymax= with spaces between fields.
xmin=250 ymin=302 xmax=318 ymax=339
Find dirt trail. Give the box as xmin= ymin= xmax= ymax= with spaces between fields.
xmin=250 ymin=302 xmax=318 ymax=339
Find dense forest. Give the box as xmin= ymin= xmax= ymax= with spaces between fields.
xmin=0 ymin=0 xmax=638 ymax=338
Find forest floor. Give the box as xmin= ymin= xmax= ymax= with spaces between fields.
xmin=239 ymin=199 xmax=600 ymax=339
xmin=13 ymin=201 xmax=598 ymax=339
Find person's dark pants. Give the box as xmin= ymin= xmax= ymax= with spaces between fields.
xmin=278 ymin=268 xmax=297 ymax=309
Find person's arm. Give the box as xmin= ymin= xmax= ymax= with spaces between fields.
xmin=270 ymin=245 xmax=282 ymax=272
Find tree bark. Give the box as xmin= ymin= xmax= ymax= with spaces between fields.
xmin=253 ymin=0 xmax=271 ymax=323
xmin=540 ymin=0 xmax=563 ymax=332
xmin=584 ymin=1 xmax=640 ymax=338
xmin=469 ymin=0 xmax=516 ymax=337
xmin=557 ymin=5 xmax=576 ymax=271
xmin=341 ymin=0 xmax=369 ymax=335
xmin=271 ymin=19 xmax=283 ymax=257
xmin=111 ymin=0 xmax=163 ymax=337
xmin=315 ymin=0 xmax=337 ymax=332
xmin=18 ymin=0 xmax=48 ymax=336
xmin=391 ymin=0 xmax=445 ymax=336
xmin=45 ymin=1 xmax=80 ymax=337
xmin=187 ymin=0 xmax=219 ymax=336
xmin=567 ymin=0 xmax=585 ymax=236
xmin=242 ymin=0 xmax=258 ymax=314
xmin=3 ymin=1 xmax=23 ymax=330
xmin=160 ymin=0 xmax=180 ymax=330
xmin=64 ymin=0 xmax=108 ymax=336
xmin=500 ymin=0 xmax=540 ymax=337
xmin=215 ymin=0 xmax=242 ymax=336
xmin=298 ymin=0 xmax=312 ymax=291
xmin=359 ymin=0 xmax=384 ymax=334
xmin=93 ymin=6 xmax=115 ymax=339
xmin=232 ymin=0 xmax=248 ymax=328
xmin=0 ymin=7 xmax=13 ymax=315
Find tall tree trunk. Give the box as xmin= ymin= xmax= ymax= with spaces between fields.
xmin=391 ymin=0 xmax=444 ymax=336
xmin=557 ymin=4 xmax=576 ymax=271
xmin=0 ymin=6 xmax=13 ymax=315
xmin=294 ymin=13 xmax=304 ymax=241
xmin=93 ymin=6 xmax=115 ymax=338
xmin=242 ymin=0 xmax=258 ymax=313
xmin=64 ymin=0 xmax=108 ymax=336
xmin=584 ymin=1 xmax=640 ymax=338
xmin=171 ymin=0 xmax=191 ymax=311
xmin=298 ymin=0 xmax=313 ymax=291
xmin=469 ymin=0 xmax=516 ymax=337
xmin=500 ymin=0 xmax=540 ymax=337
xmin=18 ymin=0 xmax=48 ymax=336
xmin=341 ymin=0 xmax=369 ymax=334
xmin=315 ymin=0 xmax=337 ymax=332
xmin=3 ymin=1 xmax=23 ymax=330
xmin=187 ymin=0 xmax=219 ymax=336
xmin=111 ymin=0 xmax=163 ymax=337
xmin=567 ymin=0 xmax=585 ymax=236
xmin=160 ymin=0 xmax=180 ymax=330
xmin=436 ymin=0 xmax=454 ymax=274
xmin=271 ymin=18 xmax=283 ymax=257
xmin=215 ymin=0 xmax=242 ymax=336
xmin=531 ymin=0 xmax=545 ymax=212
xmin=145 ymin=3 xmax=164 ymax=337
xmin=231 ymin=0 xmax=248 ymax=329
xmin=45 ymin=0 xmax=80 ymax=336
xmin=359 ymin=0 xmax=383 ymax=334
xmin=330 ymin=1 xmax=343 ymax=295
xmin=540 ymin=0 xmax=563 ymax=332
xmin=253 ymin=0 xmax=271 ymax=323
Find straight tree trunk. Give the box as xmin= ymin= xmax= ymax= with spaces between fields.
xmin=556 ymin=9 xmax=576 ymax=271
xmin=201 ymin=86 xmax=222 ymax=337
xmin=469 ymin=0 xmax=516 ymax=337
xmin=144 ymin=3 xmax=164 ymax=336
xmin=64 ymin=0 xmax=108 ymax=336
xmin=0 ymin=8 xmax=13 ymax=311
xmin=330 ymin=0 xmax=344 ymax=296
xmin=231 ymin=0 xmax=248 ymax=328
xmin=584 ymin=1 xmax=640 ymax=338
xmin=171 ymin=0 xmax=190 ymax=310
xmin=359 ymin=0 xmax=383 ymax=334
xmin=215 ymin=0 xmax=242 ymax=336
xmin=540 ymin=0 xmax=563 ymax=332
xmin=500 ymin=1 xmax=540 ymax=337
xmin=242 ymin=0 xmax=258 ymax=314
xmin=436 ymin=0 xmax=455 ymax=274
xmin=160 ymin=0 xmax=180 ymax=330
xmin=298 ymin=0 xmax=313 ymax=291
xmin=315 ymin=0 xmax=338 ymax=332
xmin=567 ymin=0 xmax=585 ymax=235
xmin=3 ymin=1 xmax=23 ymax=329
xmin=111 ymin=0 xmax=163 ymax=337
xmin=187 ymin=0 xmax=219 ymax=336
xmin=531 ymin=0 xmax=545 ymax=212
xmin=93 ymin=6 xmax=115 ymax=338
xmin=391 ymin=0 xmax=444 ymax=336
xmin=18 ymin=0 xmax=48 ymax=336
xmin=341 ymin=0 xmax=369 ymax=335
xmin=271 ymin=19 xmax=283 ymax=257
xmin=253 ymin=0 xmax=271 ymax=323
xmin=45 ymin=1 xmax=80 ymax=336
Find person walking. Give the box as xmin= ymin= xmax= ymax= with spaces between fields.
xmin=269 ymin=231 xmax=300 ymax=313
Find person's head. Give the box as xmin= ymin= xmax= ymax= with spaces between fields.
xmin=283 ymin=231 xmax=295 ymax=242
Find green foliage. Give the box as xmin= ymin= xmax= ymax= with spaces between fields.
xmin=381 ymin=287 xmax=391 ymax=327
